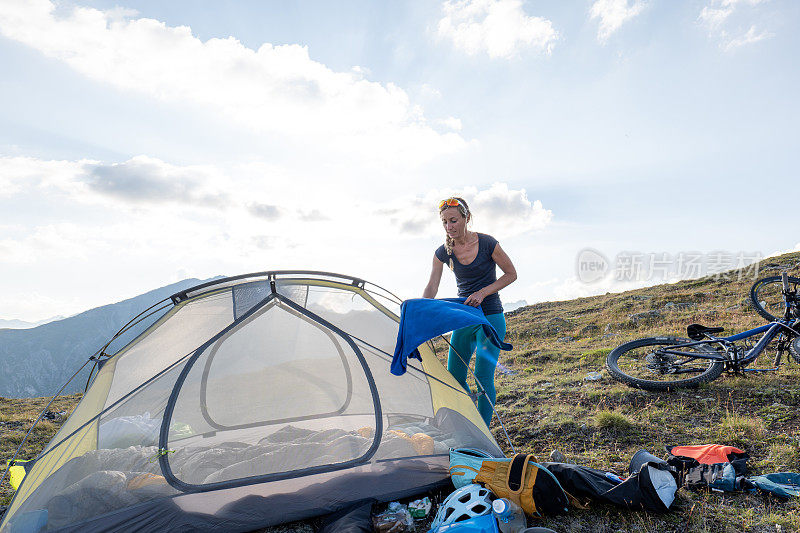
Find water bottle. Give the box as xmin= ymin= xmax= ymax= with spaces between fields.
xmin=492 ymin=498 xmax=526 ymax=533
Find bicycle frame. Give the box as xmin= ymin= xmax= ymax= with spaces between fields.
xmin=658 ymin=318 xmax=800 ymax=372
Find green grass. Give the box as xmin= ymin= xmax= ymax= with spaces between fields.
xmin=716 ymin=410 xmax=767 ymax=445
xmin=594 ymin=409 xmax=636 ymax=431
xmin=764 ymin=443 xmax=800 ymax=472
xmin=580 ymin=347 xmax=612 ymax=364
xmin=0 ymin=393 xmax=80 ymax=507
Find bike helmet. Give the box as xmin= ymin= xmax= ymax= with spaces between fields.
xmin=431 ymin=484 xmax=495 ymax=529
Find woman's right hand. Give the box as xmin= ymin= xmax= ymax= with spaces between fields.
xmin=464 ymin=289 xmax=486 ymax=307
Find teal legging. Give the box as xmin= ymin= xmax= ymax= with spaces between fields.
xmin=446 ymin=312 xmax=506 ymax=427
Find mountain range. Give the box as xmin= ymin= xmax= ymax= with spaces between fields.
xmin=0 ymin=316 xmax=66 ymax=330
xmin=0 ymin=277 xmax=220 ymax=398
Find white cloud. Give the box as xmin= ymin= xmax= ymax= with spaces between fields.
xmin=0 ymin=156 xmax=85 ymax=198
xmin=437 ymin=0 xmax=558 ymax=59
xmin=298 ymin=209 xmax=329 ymax=222
xmin=0 ymin=290 xmax=86 ymax=323
xmin=0 ymin=223 xmax=100 ymax=265
xmin=723 ymin=24 xmax=773 ymax=50
xmin=0 ymin=155 xmax=234 ymax=210
xmin=0 ymin=237 xmax=36 ymax=264
xmin=249 ymin=203 xmax=284 ymax=221
xmin=699 ymin=6 xmax=733 ymax=29
xmin=418 ymin=84 xmax=443 ymax=99
xmin=698 ymin=0 xmax=767 ymax=29
xmin=0 ymin=0 xmax=465 ymax=165
xmin=81 ymin=156 xmax=230 ymax=207
xmin=435 ymin=117 xmax=463 ymax=131
xmin=589 ymin=0 xmax=645 ymax=43
xmin=0 ymin=155 xmax=348 ymax=226
xmin=471 ymin=182 xmax=552 ymax=234
xmin=699 ymin=0 xmax=773 ymax=50
xmin=722 ymin=0 xmax=767 ymax=5
xmin=387 ymin=182 xmax=553 ymax=239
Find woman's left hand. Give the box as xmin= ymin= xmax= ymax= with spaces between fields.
xmin=464 ymin=290 xmax=485 ymax=307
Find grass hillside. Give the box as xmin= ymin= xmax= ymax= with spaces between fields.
xmin=2 ymin=251 xmax=799 ymax=532
xmin=0 ymin=394 xmax=81 ymax=508
xmin=481 ymin=250 xmax=800 ymax=532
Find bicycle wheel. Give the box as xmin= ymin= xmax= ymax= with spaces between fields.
xmin=749 ymin=275 xmax=800 ymax=322
xmin=789 ymin=335 xmax=800 ymax=364
xmin=606 ymin=337 xmax=724 ymax=391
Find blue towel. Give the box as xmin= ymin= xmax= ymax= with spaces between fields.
xmin=391 ymin=298 xmax=512 ymax=376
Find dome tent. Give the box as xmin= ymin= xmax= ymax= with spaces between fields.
xmin=1 ymin=272 xmax=501 ymax=532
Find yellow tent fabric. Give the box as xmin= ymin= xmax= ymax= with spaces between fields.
xmin=6 ymin=463 xmax=26 ymax=492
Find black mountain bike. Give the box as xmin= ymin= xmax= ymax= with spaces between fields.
xmin=606 ymin=273 xmax=800 ymax=391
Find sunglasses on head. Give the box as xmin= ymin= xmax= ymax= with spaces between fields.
xmin=438 ymin=198 xmax=464 ymax=210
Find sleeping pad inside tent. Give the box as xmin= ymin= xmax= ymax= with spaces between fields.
xmin=1 ymin=272 xmax=501 ymax=532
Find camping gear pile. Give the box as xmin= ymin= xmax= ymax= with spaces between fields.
xmin=266 ymin=442 xmax=800 ymax=532
xmin=435 ymin=442 xmax=800 ymax=533
xmin=446 ymin=446 xmax=676 ymax=527
xmin=0 ymin=272 xmax=504 ymax=533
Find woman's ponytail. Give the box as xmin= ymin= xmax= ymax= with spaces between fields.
xmin=444 ymin=235 xmax=455 ymax=270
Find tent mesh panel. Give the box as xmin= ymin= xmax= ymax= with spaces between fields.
xmin=164 ymin=299 xmax=379 ymax=486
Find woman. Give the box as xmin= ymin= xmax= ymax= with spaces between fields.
xmin=423 ymin=197 xmax=517 ymax=426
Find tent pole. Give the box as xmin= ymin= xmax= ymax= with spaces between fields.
xmin=439 ymin=334 xmax=516 ymax=455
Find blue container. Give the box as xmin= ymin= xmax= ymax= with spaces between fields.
xmin=429 ymin=513 xmax=499 ymax=533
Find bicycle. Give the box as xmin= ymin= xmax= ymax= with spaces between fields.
xmin=606 ymin=273 xmax=800 ymax=391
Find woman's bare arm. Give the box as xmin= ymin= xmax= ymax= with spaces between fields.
xmin=423 ymin=255 xmax=444 ymax=298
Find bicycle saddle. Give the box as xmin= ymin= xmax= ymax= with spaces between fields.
xmin=687 ymin=323 xmax=725 ymax=340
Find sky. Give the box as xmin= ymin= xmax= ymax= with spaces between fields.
xmin=0 ymin=0 xmax=798 ymax=322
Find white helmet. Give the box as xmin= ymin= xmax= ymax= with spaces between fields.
xmin=431 ymin=484 xmax=495 ymax=529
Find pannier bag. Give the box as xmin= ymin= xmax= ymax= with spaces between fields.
xmin=472 ymin=454 xmax=569 ymax=517
xmin=666 ymin=444 xmax=748 ymax=465
xmin=666 ymin=444 xmax=749 ymax=492
xmin=667 ymin=445 xmax=800 ymax=498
